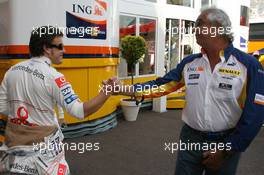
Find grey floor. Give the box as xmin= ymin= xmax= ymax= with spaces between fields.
xmin=65 ymin=109 xmax=264 ymax=175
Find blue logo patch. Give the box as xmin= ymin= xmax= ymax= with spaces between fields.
xmin=187 ymin=82 xmax=198 ymax=86
xmin=65 ymin=94 xmax=78 ymax=104
xmin=61 ymin=86 xmax=72 ymax=97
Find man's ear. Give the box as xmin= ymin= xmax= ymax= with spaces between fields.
xmin=43 ymin=45 xmax=51 ymax=55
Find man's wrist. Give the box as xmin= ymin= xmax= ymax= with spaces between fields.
xmin=99 ymin=90 xmax=111 ymax=98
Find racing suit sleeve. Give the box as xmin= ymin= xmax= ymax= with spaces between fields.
xmin=225 ymin=61 xmax=264 ymax=151
xmin=48 ymin=74 xmax=84 ymax=119
xmin=0 ymin=72 xmax=9 ymax=116
xmin=57 ymin=103 xmax=64 ymax=119
xmin=133 ymin=61 xmax=186 ymax=100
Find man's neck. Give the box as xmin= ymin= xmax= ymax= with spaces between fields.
xmin=204 ymin=42 xmax=229 ymax=62
xmin=203 ymin=40 xmax=229 ymax=71
xmin=43 ymin=53 xmax=49 ymax=58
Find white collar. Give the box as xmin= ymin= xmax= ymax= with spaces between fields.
xmin=201 ymin=52 xmax=226 ymax=64
xmin=31 ymin=56 xmax=52 ymax=66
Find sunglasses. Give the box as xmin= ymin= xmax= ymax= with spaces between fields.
xmin=48 ymin=43 xmax=64 ymax=50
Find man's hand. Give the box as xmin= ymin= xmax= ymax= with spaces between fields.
xmin=101 ymin=77 xmax=135 ymax=96
xmin=202 ymin=150 xmax=225 ymax=171
xmin=102 ymin=77 xmax=123 ymax=95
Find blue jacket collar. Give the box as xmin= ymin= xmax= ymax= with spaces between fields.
xmin=223 ymin=43 xmax=234 ymax=62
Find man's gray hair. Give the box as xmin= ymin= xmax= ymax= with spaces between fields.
xmin=201 ymin=7 xmax=234 ymax=42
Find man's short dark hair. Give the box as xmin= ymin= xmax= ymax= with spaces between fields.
xmin=29 ymin=26 xmax=63 ymax=57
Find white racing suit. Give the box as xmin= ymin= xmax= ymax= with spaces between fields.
xmin=0 ymin=129 xmax=69 ymax=175
xmin=0 ymin=56 xmax=86 ymax=174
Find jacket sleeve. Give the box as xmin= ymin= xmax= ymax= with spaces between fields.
xmin=225 ymin=61 xmax=264 ymax=151
xmin=0 ymin=72 xmax=9 ymax=116
xmin=48 ymin=73 xmax=84 ymax=119
xmin=134 ymin=60 xmax=186 ymax=99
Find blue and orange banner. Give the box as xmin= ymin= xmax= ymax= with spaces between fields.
xmin=66 ymin=0 xmax=107 ymax=39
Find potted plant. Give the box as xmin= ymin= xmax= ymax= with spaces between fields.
xmin=119 ymin=35 xmax=147 ymax=121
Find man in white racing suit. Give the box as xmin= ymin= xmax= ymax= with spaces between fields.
xmin=0 ymin=26 xmax=111 ymax=174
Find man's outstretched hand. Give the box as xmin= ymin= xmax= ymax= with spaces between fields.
xmin=101 ymin=77 xmax=135 ymax=96
xmin=101 ymin=77 xmax=123 ymax=95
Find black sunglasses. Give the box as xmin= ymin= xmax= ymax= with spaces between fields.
xmin=48 ymin=43 xmax=64 ymax=50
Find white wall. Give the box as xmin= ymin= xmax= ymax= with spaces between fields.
xmin=213 ymin=0 xmax=250 ymax=52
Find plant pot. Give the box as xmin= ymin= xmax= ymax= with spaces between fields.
xmin=120 ymin=99 xmax=141 ymax=121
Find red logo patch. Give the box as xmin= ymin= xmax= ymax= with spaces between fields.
xmin=197 ymin=67 xmax=204 ymax=71
xmin=55 ymin=76 xmax=69 ymax=88
xmin=17 ymin=106 xmax=28 ymax=120
xmin=11 ymin=106 xmax=38 ymax=126
xmin=57 ymin=163 xmax=66 ymax=175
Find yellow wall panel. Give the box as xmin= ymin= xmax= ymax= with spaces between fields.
xmin=248 ymin=41 xmax=264 ymax=53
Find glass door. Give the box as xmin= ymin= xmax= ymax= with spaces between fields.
xmin=165 ymin=19 xmax=180 ymax=73
xmin=165 ymin=19 xmax=195 ymax=73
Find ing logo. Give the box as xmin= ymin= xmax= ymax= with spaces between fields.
xmin=187 ymin=66 xmax=204 ymax=72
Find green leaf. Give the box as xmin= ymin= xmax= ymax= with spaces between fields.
xmin=120 ymin=35 xmax=147 ymax=68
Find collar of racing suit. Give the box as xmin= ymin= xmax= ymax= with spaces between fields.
xmin=31 ymin=56 xmax=52 ymax=66
xmin=200 ymin=43 xmax=235 ymax=63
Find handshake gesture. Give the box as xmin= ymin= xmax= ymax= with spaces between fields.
xmin=100 ymin=77 xmax=134 ymax=96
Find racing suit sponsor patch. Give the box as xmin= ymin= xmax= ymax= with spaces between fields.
xmin=10 ymin=106 xmax=38 ymax=126
xmin=60 ymin=85 xmax=78 ymax=104
xmin=227 ymin=62 xmax=236 ymax=66
xmin=218 ymin=68 xmax=241 ymax=76
xmin=187 ymin=82 xmax=198 ymax=86
xmin=55 ymin=77 xmax=69 ymax=88
xmin=187 ymin=66 xmax=204 ymax=72
xmin=254 ymin=93 xmax=264 ymax=105
xmin=57 ymin=163 xmax=67 ymax=175
xmin=10 ymin=162 xmax=38 ymax=174
xmin=61 ymin=86 xmax=72 ymax=97
xmin=11 ymin=66 xmax=45 ymax=80
xmin=65 ymin=94 xmax=78 ymax=104
xmin=218 ymin=83 xmax=232 ymax=90
xmin=189 ymin=74 xmax=200 ymax=80
xmin=221 ymin=76 xmax=233 ymax=80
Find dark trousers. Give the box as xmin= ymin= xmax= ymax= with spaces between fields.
xmin=175 ymin=124 xmax=241 ymax=175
